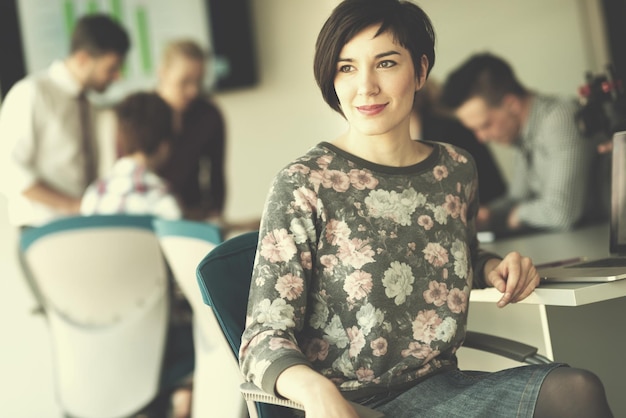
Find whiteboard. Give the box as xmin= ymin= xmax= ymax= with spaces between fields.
xmin=16 ymin=0 xmax=215 ymax=104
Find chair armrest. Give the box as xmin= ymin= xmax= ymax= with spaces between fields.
xmin=240 ymin=382 xmax=385 ymax=418
xmin=464 ymin=331 xmax=552 ymax=364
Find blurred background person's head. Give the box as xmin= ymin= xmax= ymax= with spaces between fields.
xmin=66 ymin=14 xmax=130 ymax=93
xmin=115 ymin=92 xmax=173 ymax=170
xmin=157 ymin=39 xmax=208 ymax=113
xmin=441 ymin=53 xmax=529 ymax=145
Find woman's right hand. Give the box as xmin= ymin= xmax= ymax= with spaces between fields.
xmin=301 ymin=386 xmax=359 ymax=418
xmin=275 ymin=365 xmax=359 ymax=418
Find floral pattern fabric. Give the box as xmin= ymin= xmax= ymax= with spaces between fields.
xmin=240 ymin=141 xmax=497 ymax=397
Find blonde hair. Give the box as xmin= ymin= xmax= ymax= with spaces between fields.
xmin=161 ymin=39 xmax=208 ymax=67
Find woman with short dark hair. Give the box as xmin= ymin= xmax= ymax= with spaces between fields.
xmin=239 ymin=1 xmax=613 ymax=417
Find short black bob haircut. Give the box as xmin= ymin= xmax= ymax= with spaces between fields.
xmin=314 ymin=0 xmax=435 ymax=116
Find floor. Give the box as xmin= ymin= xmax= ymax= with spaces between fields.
xmin=0 ymin=194 xmax=63 ymax=417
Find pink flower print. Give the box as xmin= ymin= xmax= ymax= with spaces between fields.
xmin=423 ymin=281 xmax=449 ymax=307
xmin=320 ymin=254 xmax=338 ymax=274
xmin=445 ymin=145 xmax=460 ymax=160
xmin=460 ymin=202 xmax=468 ymax=225
xmin=346 ymin=326 xmax=366 ymax=358
xmin=433 ymin=165 xmax=449 ymax=181
xmin=348 ymin=169 xmax=379 ymax=190
xmin=316 ymin=154 xmax=333 ymax=168
xmin=417 ymin=215 xmax=434 ymax=230
xmin=401 ymin=341 xmax=433 ymax=359
xmin=300 ymin=252 xmax=312 ymax=270
xmin=309 ymin=170 xmax=324 ymax=190
xmin=343 ymin=270 xmax=373 ymax=303
xmin=356 ymin=367 xmax=376 ymax=382
xmin=337 ymin=238 xmax=375 ymax=269
xmin=443 ymin=194 xmax=462 ymax=219
xmin=287 ymin=163 xmax=310 ymax=175
xmin=304 ymin=338 xmax=330 ymax=362
xmin=447 ymin=288 xmax=468 ymax=314
xmin=268 ymin=337 xmax=299 ymax=351
xmin=275 ymin=273 xmax=304 ymax=301
xmin=326 ymin=219 xmax=351 ymax=246
xmin=260 ymin=229 xmax=297 ymax=263
xmin=422 ymin=242 xmax=449 ymax=267
xmin=321 ymin=169 xmax=350 ymax=192
xmin=412 ymin=309 xmax=442 ymax=343
xmin=445 ymin=145 xmax=469 ymax=163
xmin=293 ymin=187 xmax=317 ymax=212
xmin=371 ymin=337 xmax=388 ymax=357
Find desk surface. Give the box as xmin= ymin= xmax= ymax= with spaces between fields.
xmin=471 ymin=224 xmax=626 ymax=306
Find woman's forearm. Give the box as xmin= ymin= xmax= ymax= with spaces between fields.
xmin=275 ymin=364 xmax=358 ymax=418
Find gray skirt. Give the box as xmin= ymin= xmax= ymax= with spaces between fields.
xmin=373 ymin=363 xmax=565 ymax=418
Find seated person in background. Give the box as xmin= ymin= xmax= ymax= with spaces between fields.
xmin=81 ymin=92 xmax=181 ymax=219
xmin=410 ymin=79 xmax=507 ymax=205
xmin=440 ymin=53 xmax=599 ymax=236
xmin=82 ymin=91 xmax=193 ymax=418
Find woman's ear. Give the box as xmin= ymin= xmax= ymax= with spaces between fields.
xmin=415 ymin=55 xmax=429 ymax=91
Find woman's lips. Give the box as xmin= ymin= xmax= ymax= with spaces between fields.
xmin=356 ymin=104 xmax=386 ymax=116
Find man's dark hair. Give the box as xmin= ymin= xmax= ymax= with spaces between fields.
xmin=115 ymin=92 xmax=173 ymax=156
xmin=70 ymin=14 xmax=130 ymax=57
xmin=440 ymin=53 xmax=528 ymax=109
xmin=314 ymin=0 xmax=436 ymax=116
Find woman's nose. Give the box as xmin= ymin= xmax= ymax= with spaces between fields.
xmin=357 ymin=70 xmax=379 ymax=96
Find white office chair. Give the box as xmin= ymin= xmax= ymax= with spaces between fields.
xmin=20 ymin=215 xmax=169 ymax=418
xmin=153 ymin=218 xmax=247 ymax=418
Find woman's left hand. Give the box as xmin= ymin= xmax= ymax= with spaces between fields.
xmin=484 ymin=252 xmax=540 ymax=307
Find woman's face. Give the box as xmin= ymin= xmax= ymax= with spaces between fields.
xmin=158 ymin=56 xmax=205 ymax=112
xmin=333 ymin=25 xmax=425 ymax=139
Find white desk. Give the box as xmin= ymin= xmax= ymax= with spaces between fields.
xmin=464 ymin=224 xmax=626 ymax=417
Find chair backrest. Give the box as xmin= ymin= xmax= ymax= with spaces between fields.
xmin=21 ymin=214 xmax=169 ymax=418
xmin=196 ymin=231 xmax=291 ymax=418
xmin=153 ymin=218 xmax=222 ymax=313
xmin=196 ymin=231 xmax=258 ymax=359
xmin=153 ymin=219 xmax=247 ymax=418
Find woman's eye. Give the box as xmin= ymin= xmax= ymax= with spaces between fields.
xmin=338 ymin=65 xmax=353 ymax=73
xmin=378 ymin=60 xmax=396 ymax=68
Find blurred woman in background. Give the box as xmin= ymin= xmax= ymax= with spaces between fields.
xmin=156 ymin=39 xmax=226 ymax=222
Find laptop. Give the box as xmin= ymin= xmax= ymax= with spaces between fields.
xmin=539 ymin=130 xmax=626 ymax=282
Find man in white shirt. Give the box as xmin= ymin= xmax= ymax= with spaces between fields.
xmin=0 ymin=14 xmax=129 ymax=314
xmin=0 ymin=14 xmax=130 ymax=227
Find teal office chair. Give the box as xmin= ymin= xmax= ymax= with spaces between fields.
xmin=153 ymin=219 xmax=248 ymax=418
xmin=20 ymin=215 xmax=169 ymax=418
xmin=196 ymin=232 xmax=551 ymax=418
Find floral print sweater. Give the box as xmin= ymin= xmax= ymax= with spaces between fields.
xmin=240 ymin=141 xmax=499 ymax=399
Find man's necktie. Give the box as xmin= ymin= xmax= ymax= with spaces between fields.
xmin=77 ymin=92 xmax=97 ymax=187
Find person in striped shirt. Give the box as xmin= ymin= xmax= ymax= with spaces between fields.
xmin=441 ymin=53 xmax=601 ymax=236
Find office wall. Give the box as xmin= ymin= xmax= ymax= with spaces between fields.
xmin=217 ymin=0 xmax=609 ymax=221
xmin=2 ymin=0 xmax=610 ymax=224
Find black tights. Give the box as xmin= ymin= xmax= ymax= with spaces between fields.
xmin=534 ymin=367 xmax=613 ymax=418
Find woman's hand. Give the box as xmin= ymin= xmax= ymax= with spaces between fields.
xmin=276 ymin=365 xmax=359 ymax=418
xmin=484 ymin=252 xmax=540 ymax=307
